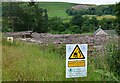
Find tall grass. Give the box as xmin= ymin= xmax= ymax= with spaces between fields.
xmin=2 ymin=40 xmax=65 ymax=81
xmin=90 ymin=37 xmax=120 ymax=82
xmin=105 ymin=38 xmax=120 ymax=81
xmin=0 ymin=33 xmax=2 ymax=82
xmin=2 ymin=37 xmax=119 ymax=81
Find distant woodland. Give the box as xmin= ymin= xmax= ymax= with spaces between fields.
xmin=2 ymin=2 xmax=120 ymax=34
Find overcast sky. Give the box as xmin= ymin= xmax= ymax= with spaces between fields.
xmin=2 ymin=0 xmax=120 ymax=5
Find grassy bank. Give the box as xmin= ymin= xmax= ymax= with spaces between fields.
xmin=38 ymin=2 xmax=74 ymax=20
xmin=2 ymin=38 xmax=119 ymax=81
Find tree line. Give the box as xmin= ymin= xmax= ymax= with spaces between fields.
xmin=2 ymin=2 xmax=48 ymax=33
xmin=2 ymin=2 xmax=119 ymax=34
xmin=66 ymin=5 xmax=116 ymax=16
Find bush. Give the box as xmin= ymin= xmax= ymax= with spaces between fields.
xmin=48 ymin=17 xmax=65 ymax=33
xmin=106 ymin=41 xmax=120 ymax=77
xmin=115 ymin=2 xmax=120 ymax=35
xmin=69 ymin=25 xmax=81 ymax=33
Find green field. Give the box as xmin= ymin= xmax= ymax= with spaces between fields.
xmin=2 ymin=38 xmax=119 ymax=81
xmin=38 ymin=2 xmax=74 ymax=21
xmin=83 ymin=15 xmax=116 ymax=20
xmin=38 ymin=3 xmax=116 ymax=22
xmin=97 ymin=15 xmax=116 ymax=20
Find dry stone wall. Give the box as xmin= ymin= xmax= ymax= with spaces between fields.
xmin=5 ymin=32 xmax=117 ymax=46
xmin=5 ymin=32 xmax=118 ymax=55
xmin=30 ymin=33 xmax=112 ymax=46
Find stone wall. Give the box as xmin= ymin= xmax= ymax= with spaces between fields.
xmin=30 ymin=33 xmax=113 ymax=45
xmin=10 ymin=32 xmax=117 ymax=54
xmin=6 ymin=32 xmax=118 ymax=48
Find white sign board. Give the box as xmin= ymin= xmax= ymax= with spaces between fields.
xmin=66 ymin=44 xmax=88 ymax=78
xmin=7 ymin=37 xmax=13 ymax=43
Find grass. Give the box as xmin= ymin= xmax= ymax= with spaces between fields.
xmin=38 ymin=2 xmax=74 ymax=20
xmin=97 ymin=15 xmax=116 ymax=20
xmin=0 ymin=33 xmax=2 ymax=82
xmin=83 ymin=15 xmax=116 ymax=20
xmin=2 ymin=36 xmax=120 ymax=81
xmin=2 ymin=41 xmax=65 ymax=81
xmin=38 ymin=3 xmax=116 ymax=22
xmin=81 ymin=32 xmax=94 ymax=35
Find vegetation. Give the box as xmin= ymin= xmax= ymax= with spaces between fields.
xmin=66 ymin=5 xmax=116 ymax=16
xmin=96 ymin=15 xmax=116 ymax=20
xmin=2 ymin=38 xmax=119 ymax=81
xmin=106 ymin=41 xmax=120 ymax=78
xmin=0 ymin=33 xmax=2 ymax=82
xmin=2 ymin=2 xmax=119 ymax=34
xmin=38 ymin=2 xmax=74 ymax=18
xmin=1 ymin=2 xmax=120 ymax=81
xmin=2 ymin=2 xmax=49 ymax=33
xmin=115 ymin=2 xmax=120 ymax=35
xmin=48 ymin=17 xmax=65 ymax=33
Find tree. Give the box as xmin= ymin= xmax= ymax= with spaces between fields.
xmin=2 ymin=2 xmax=49 ymax=33
xmin=2 ymin=2 xmax=20 ymax=32
xmin=115 ymin=2 xmax=120 ymax=35
xmin=98 ymin=18 xmax=109 ymax=30
xmin=81 ymin=17 xmax=98 ymax=32
xmin=33 ymin=4 xmax=48 ymax=33
xmin=42 ymin=9 xmax=49 ymax=32
xmin=69 ymin=25 xmax=80 ymax=33
xmin=48 ymin=17 xmax=65 ymax=33
xmin=81 ymin=24 xmax=89 ymax=33
xmin=66 ymin=5 xmax=115 ymax=16
xmin=66 ymin=9 xmax=77 ymax=16
xmin=70 ymin=14 xmax=83 ymax=33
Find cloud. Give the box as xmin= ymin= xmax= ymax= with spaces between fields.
xmin=2 ymin=0 xmax=120 ymax=5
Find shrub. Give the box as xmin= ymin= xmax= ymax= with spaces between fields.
xmin=106 ymin=40 xmax=120 ymax=77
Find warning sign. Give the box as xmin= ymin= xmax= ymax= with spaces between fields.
xmin=68 ymin=60 xmax=85 ymax=67
xmin=66 ymin=44 xmax=88 ymax=78
xmin=69 ymin=45 xmax=85 ymax=59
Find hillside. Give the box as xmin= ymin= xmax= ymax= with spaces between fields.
xmin=38 ymin=2 xmax=116 ymax=22
xmin=38 ymin=2 xmax=75 ymax=19
xmin=71 ymin=4 xmax=96 ymax=10
xmin=2 ymin=2 xmax=117 ymax=33
xmin=38 ymin=2 xmax=97 ymax=18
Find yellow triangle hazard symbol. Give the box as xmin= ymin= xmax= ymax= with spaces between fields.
xmin=69 ymin=45 xmax=85 ymax=59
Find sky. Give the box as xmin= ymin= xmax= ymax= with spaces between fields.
xmin=2 ymin=0 xmax=120 ymax=5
